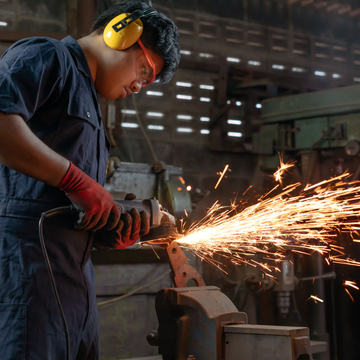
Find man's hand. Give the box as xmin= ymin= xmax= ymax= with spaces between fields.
xmin=93 ymin=193 xmax=150 ymax=250
xmin=57 ymin=161 xmax=121 ymax=231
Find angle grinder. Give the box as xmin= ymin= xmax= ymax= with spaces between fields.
xmin=71 ymin=197 xmax=179 ymax=242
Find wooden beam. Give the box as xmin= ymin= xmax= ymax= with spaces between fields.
xmin=288 ymin=0 xmax=300 ymax=5
xmin=313 ymin=1 xmax=328 ymax=9
xmin=301 ymin=0 xmax=315 ymax=6
xmin=350 ymin=7 xmax=360 ymax=17
xmin=338 ymin=5 xmax=352 ymax=15
xmin=327 ymin=3 xmax=340 ymax=12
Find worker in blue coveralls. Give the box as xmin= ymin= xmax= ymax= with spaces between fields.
xmin=0 ymin=0 xmax=180 ymax=359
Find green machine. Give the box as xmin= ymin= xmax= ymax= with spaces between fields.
xmin=251 ymin=84 xmax=360 ymax=360
xmin=253 ymin=84 xmax=360 ymax=173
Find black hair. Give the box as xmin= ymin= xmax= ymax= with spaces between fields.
xmin=91 ymin=1 xmax=180 ymax=84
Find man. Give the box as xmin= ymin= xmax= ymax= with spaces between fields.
xmin=0 ymin=1 xmax=180 ymax=359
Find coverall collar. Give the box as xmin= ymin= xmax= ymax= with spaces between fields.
xmin=61 ymin=36 xmax=92 ymax=81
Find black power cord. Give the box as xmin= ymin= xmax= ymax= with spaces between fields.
xmin=39 ymin=206 xmax=74 ymax=360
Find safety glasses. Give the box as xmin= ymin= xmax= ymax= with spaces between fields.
xmin=136 ymin=39 xmax=156 ymax=87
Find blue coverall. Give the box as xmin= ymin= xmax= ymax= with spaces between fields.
xmin=0 ymin=36 xmax=109 ymax=359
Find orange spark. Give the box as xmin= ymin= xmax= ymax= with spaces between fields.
xmin=344 ymin=280 xmax=359 ymax=290
xmin=273 ymin=154 xmax=296 ymax=186
xmin=170 ymin=172 xmax=360 ymax=272
xmin=214 ymin=164 xmax=230 ymax=189
xmin=345 ymin=288 xmax=355 ymax=302
xmin=243 ymin=185 xmax=253 ymax=196
xmin=307 ymin=295 xmax=324 ymax=303
xmin=143 ymin=172 xmax=360 ymax=274
xmin=332 ymin=258 xmax=360 ymax=267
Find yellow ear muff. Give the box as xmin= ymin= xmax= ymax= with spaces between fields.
xmin=103 ymin=13 xmax=144 ymax=51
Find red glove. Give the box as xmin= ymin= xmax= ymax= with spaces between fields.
xmin=93 ymin=193 xmax=150 ymax=250
xmin=57 ymin=161 xmax=121 ymax=231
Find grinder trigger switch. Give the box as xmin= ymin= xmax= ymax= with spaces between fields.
xmin=67 ymin=198 xmax=86 ymax=230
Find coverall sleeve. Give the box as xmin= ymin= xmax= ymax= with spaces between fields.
xmin=0 ymin=37 xmax=64 ymax=121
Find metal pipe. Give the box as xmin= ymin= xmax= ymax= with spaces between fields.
xmin=309 ymin=251 xmax=330 ymax=360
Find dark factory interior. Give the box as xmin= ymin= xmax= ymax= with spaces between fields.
xmin=1 ymin=1 xmax=360 ymax=359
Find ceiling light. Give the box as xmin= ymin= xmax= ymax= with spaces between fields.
xmin=121 ymin=109 xmax=137 ymax=114
xmin=200 ymin=84 xmax=215 ymax=90
xmin=292 ymin=67 xmax=306 ymax=72
xmin=176 ymin=82 xmax=192 ymax=87
xmin=146 ymin=91 xmax=163 ymax=96
xmin=121 ymin=123 xmax=138 ymax=128
xmin=177 ymin=94 xmax=193 ymax=100
xmin=147 ymin=112 xmax=164 ymax=117
xmin=199 ymin=53 xmax=214 ymax=58
xmin=227 ymin=119 xmax=242 ymax=125
xmin=177 ymin=115 xmax=193 ymax=120
xmin=228 ymin=132 xmax=243 ymax=137
xmin=177 ymin=128 xmax=193 ymax=133
xmin=227 ymin=57 xmax=240 ymax=63
xmin=272 ymin=64 xmax=285 ymax=70
xmin=148 ymin=125 xmax=164 ymax=130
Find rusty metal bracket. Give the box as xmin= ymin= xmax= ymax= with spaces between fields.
xmin=166 ymin=242 xmax=206 ymax=287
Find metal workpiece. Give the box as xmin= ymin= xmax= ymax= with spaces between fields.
xmin=223 ymin=324 xmax=312 ymax=360
xmin=152 ymin=286 xmax=248 ymax=360
xmin=166 ymin=241 xmax=205 ymax=288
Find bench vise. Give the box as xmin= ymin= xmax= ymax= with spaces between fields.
xmin=147 ymin=242 xmax=313 ymax=360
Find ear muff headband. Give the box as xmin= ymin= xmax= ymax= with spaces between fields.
xmin=103 ymin=8 xmax=157 ymax=51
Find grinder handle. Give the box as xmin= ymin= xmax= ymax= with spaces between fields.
xmin=114 ymin=199 xmax=151 ymax=215
xmin=114 ymin=199 xmax=162 ymax=229
xmin=69 ymin=197 xmax=166 ymax=230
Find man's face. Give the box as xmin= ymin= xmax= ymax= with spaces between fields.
xmin=95 ymin=46 xmax=164 ymax=101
